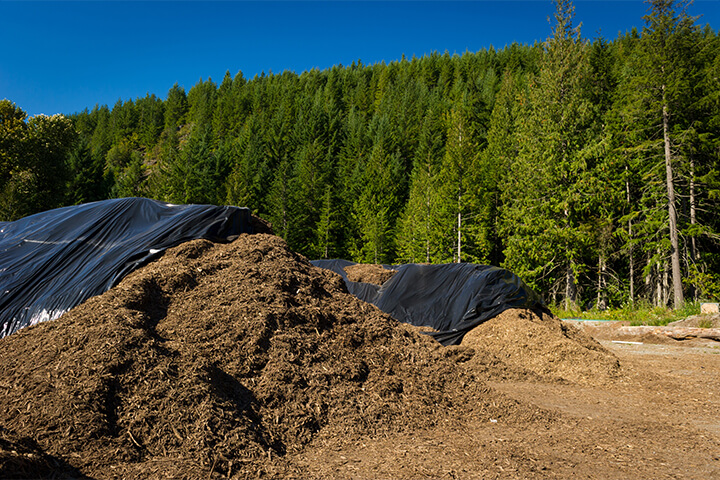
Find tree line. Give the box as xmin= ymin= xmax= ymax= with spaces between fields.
xmin=1 ymin=0 xmax=718 ymax=310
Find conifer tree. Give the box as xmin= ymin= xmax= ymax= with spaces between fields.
xmin=225 ymin=115 xmax=265 ymax=211
xmin=396 ymin=103 xmax=446 ymax=263
xmin=336 ymin=107 xmax=370 ymax=257
xmin=112 ymin=151 xmax=147 ymax=198
xmin=89 ymin=105 xmax=113 ymax=164
xmin=314 ymin=186 xmax=340 ymax=259
xmin=619 ymin=0 xmax=701 ymax=308
xmin=480 ymin=69 xmax=525 ymax=266
xmin=267 ymin=157 xmax=294 ymax=240
xmin=352 ymin=143 xmax=403 ymax=263
xmin=136 ymin=94 xmax=165 ymax=149
xmin=110 ymin=99 xmax=138 ymax=143
xmin=501 ymin=0 xmax=594 ymax=308
xmin=66 ymin=137 xmax=107 ymax=204
xmin=187 ymin=78 xmax=217 ymax=136
xmin=438 ymin=99 xmax=479 ymax=263
xmin=164 ymin=83 xmax=188 ymax=132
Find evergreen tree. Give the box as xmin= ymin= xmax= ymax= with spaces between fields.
xmin=112 ymin=151 xmax=147 ymax=198
xmin=157 ymin=128 xmax=221 ymax=205
xmin=619 ymin=0 xmax=701 ymax=308
xmin=89 ymin=105 xmax=113 ymax=164
xmin=66 ymin=136 xmax=107 ymax=204
xmin=352 ymin=143 xmax=403 ymax=263
xmin=336 ymin=107 xmax=370 ymax=257
xmin=136 ymin=94 xmax=165 ymax=148
xmin=480 ymin=69 xmax=526 ymax=266
xmin=212 ymin=71 xmax=236 ymax=145
xmin=267 ymin=157 xmax=294 ymax=240
xmin=225 ymin=115 xmax=265 ymax=211
xmin=110 ymin=98 xmax=138 ymax=143
xmin=187 ymin=77 xmax=217 ymax=136
xmin=164 ymin=83 xmax=188 ymax=132
xmin=396 ymin=102 xmax=446 ymax=263
xmin=501 ymin=0 xmax=595 ymax=308
xmin=438 ymin=99 xmax=480 ymax=263
xmin=314 ymin=186 xmax=341 ymax=259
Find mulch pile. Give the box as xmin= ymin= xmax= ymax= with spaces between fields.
xmin=461 ymin=309 xmax=622 ymax=384
xmin=0 ymin=233 xmax=620 ymax=479
xmin=343 ymin=264 xmax=396 ymax=285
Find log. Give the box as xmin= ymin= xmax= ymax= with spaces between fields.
xmin=615 ymin=326 xmax=720 ymax=341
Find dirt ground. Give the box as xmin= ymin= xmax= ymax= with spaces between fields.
xmin=1 ymin=234 xmax=718 ymax=479
xmin=288 ymin=323 xmax=720 ymax=480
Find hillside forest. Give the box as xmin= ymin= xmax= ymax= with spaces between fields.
xmin=1 ymin=0 xmax=719 ymax=311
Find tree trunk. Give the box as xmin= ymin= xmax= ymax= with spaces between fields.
xmin=425 ymin=196 xmax=431 ymax=263
xmin=690 ymin=155 xmax=697 ymax=262
xmin=565 ymin=262 xmax=577 ymax=311
xmin=456 ymin=191 xmax=462 ymax=263
xmin=373 ymin=217 xmax=379 ymax=264
xmin=663 ymin=101 xmax=684 ymax=309
xmin=597 ymin=254 xmax=608 ymax=310
xmin=626 ymin=173 xmax=634 ymax=305
xmin=689 ymin=155 xmax=698 ymax=301
xmin=645 ymin=251 xmax=652 ymax=302
xmin=662 ymin=258 xmax=670 ymax=307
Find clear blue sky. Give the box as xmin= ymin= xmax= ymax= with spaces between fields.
xmin=2 ymin=0 xmax=718 ymax=117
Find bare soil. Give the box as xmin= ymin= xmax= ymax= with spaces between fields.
xmin=0 ymin=235 xmax=718 ymax=479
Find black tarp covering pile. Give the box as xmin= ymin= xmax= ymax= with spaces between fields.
xmin=0 ymin=197 xmax=252 ymax=338
xmin=312 ymin=260 xmax=546 ymax=346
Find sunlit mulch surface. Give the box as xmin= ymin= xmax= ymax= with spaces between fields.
xmin=0 ymin=234 xmax=540 ymax=479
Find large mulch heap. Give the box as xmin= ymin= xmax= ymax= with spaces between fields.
xmin=0 ymin=234 xmax=620 ymax=479
xmin=343 ymin=264 xmax=396 ymax=285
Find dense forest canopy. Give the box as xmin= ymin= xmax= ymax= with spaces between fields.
xmin=1 ymin=0 xmax=719 ymax=310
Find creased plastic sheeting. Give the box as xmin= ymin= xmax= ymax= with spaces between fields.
xmin=0 ymin=197 xmax=252 ymax=338
xmin=311 ymin=260 xmax=546 ymax=346
xmin=311 ymin=259 xmax=382 ymax=300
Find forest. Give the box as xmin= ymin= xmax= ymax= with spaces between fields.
xmin=1 ymin=0 xmax=718 ymax=311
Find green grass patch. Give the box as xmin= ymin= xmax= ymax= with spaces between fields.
xmin=552 ymin=300 xmax=701 ymax=326
xmin=698 ymin=318 xmax=714 ymax=329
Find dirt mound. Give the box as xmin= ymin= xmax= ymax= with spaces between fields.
xmin=343 ymin=263 xmax=396 ymax=285
xmin=461 ymin=309 xmax=622 ymax=384
xmin=0 ymin=234 xmax=536 ymax=479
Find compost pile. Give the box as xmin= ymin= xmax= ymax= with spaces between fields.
xmin=0 ymin=234 xmax=620 ymax=479
xmin=461 ymin=309 xmax=621 ymax=384
xmin=343 ymin=263 xmax=396 ymax=285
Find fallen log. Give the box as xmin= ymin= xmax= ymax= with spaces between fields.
xmin=615 ymin=326 xmax=720 ymax=341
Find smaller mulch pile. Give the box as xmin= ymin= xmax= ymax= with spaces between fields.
xmin=343 ymin=263 xmax=396 ymax=285
xmin=461 ymin=309 xmax=622 ymax=385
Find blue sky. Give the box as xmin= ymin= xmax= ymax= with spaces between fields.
xmin=2 ymin=1 xmax=719 ymax=117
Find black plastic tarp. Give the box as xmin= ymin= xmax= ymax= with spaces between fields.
xmin=0 ymin=197 xmax=252 ymax=338
xmin=312 ymin=260 xmax=546 ymax=346
xmin=311 ymin=259 xmax=383 ymax=300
